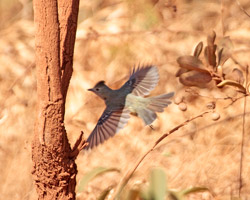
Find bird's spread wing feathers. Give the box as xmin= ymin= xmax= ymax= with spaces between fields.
xmin=85 ymin=107 xmax=130 ymax=150
xmin=125 ymin=65 xmax=159 ymax=96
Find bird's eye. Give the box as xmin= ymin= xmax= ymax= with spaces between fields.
xmin=95 ymin=88 xmax=99 ymax=91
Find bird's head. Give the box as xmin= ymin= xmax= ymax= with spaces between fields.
xmin=88 ymin=81 xmax=110 ymax=100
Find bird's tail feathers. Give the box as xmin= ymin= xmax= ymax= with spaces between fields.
xmin=137 ymin=108 xmax=157 ymax=125
xmin=147 ymin=92 xmax=174 ymax=112
xmin=137 ymin=92 xmax=174 ymax=125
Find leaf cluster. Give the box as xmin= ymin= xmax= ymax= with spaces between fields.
xmin=176 ymin=31 xmax=249 ymax=94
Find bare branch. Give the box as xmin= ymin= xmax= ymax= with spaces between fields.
xmin=185 ymin=88 xmax=249 ymax=108
xmin=69 ymin=131 xmax=88 ymax=159
xmin=220 ymin=0 xmax=226 ymax=36
xmin=238 ymin=65 xmax=248 ymax=197
xmin=235 ymin=0 xmax=250 ymax=18
xmin=114 ymin=110 xmax=212 ymax=199
xmin=8 ymin=62 xmax=35 ymax=91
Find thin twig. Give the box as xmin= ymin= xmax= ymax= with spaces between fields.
xmin=113 ymin=110 xmax=212 ymax=199
xmin=69 ymin=131 xmax=88 ymax=159
xmin=8 ymin=62 xmax=35 ymax=91
xmin=185 ymin=88 xmax=249 ymax=108
xmin=238 ymin=65 xmax=248 ymax=197
xmin=79 ymin=28 xmax=203 ymax=41
xmin=235 ymin=0 xmax=250 ymax=18
xmin=224 ymin=94 xmax=248 ymax=108
xmin=220 ymin=0 xmax=225 ymax=36
xmin=231 ymin=55 xmax=247 ymax=71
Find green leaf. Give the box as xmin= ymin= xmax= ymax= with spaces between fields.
xmin=162 ymin=152 xmax=172 ymax=157
xmin=98 ymin=186 xmax=114 ymax=200
xmin=78 ymin=167 xmax=120 ymax=193
xmin=180 ymin=186 xmax=209 ymax=196
xmin=149 ymin=168 xmax=166 ymax=200
xmin=169 ymin=191 xmax=183 ymax=200
xmin=217 ymin=79 xmax=246 ymax=93
xmin=169 ymin=187 xmax=209 ymax=200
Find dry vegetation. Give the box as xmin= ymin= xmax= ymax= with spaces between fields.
xmin=0 ymin=0 xmax=250 ymax=199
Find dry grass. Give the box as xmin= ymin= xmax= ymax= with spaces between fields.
xmin=0 ymin=0 xmax=250 ymax=199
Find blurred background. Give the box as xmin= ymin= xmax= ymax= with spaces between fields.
xmin=0 ymin=0 xmax=250 ymax=199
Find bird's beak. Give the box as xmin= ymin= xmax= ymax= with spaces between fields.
xmin=88 ymin=88 xmax=94 ymax=92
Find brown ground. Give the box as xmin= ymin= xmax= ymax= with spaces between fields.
xmin=0 ymin=0 xmax=250 ymax=199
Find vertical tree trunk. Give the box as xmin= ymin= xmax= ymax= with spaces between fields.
xmin=32 ymin=0 xmax=83 ymax=199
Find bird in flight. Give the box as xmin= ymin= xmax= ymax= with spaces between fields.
xmin=85 ymin=65 xmax=174 ymax=149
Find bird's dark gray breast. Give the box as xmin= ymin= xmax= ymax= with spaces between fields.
xmin=105 ymin=88 xmax=130 ymax=109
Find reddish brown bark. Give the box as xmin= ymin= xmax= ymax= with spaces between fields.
xmin=32 ymin=0 xmax=83 ymax=199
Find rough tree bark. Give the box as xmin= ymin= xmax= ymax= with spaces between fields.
xmin=32 ymin=0 xmax=86 ymax=199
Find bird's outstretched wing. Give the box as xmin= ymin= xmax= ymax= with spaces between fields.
xmin=125 ymin=65 xmax=159 ymax=96
xmin=85 ymin=107 xmax=130 ymax=150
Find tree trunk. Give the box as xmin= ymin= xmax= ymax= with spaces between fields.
xmin=32 ymin=0 xmax=83 ymax=199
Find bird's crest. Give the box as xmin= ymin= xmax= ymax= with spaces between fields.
xmin=94 ymin=80 xmax=105 ymax=88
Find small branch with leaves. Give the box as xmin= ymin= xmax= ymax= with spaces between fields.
xmin=176 ymin=31 xmax=249 ymax=94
